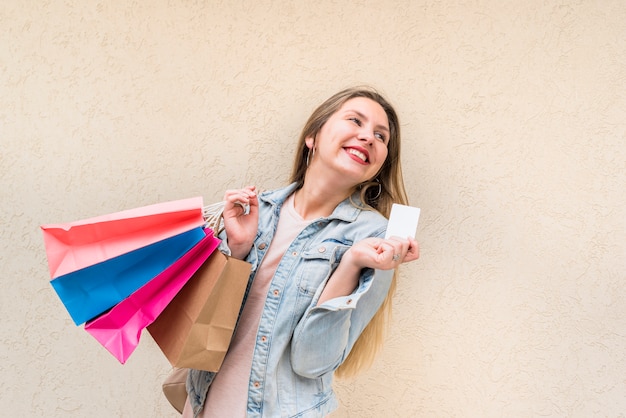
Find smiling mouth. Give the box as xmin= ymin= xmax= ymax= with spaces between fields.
xmin=346 ymin=148 xmax=368 ymax=163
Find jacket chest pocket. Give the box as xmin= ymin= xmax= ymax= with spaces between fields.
xmin=297 ymin=240 xmax=352 ymax=296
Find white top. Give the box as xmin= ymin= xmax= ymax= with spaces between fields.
xmin=200 ymin=193 xmax=310 ymax=417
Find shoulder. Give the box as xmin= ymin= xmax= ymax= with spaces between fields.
xmin=258 ymin=183 xmax=298 ymax=208
xmin=328 ymin=201 xmax=388 ymax=242
xmin=353 ymin=207 xmax=388 ymax=237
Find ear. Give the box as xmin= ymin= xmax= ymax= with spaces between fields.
xmin=305 ymin=136 xmax=315 ymax=150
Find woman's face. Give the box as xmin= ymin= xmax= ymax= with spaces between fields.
xmin=307 ymin=97 xmax=389 ymax=188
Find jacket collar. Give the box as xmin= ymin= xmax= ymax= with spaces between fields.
xmin=259 ymin=183 xmax=364 ymax=223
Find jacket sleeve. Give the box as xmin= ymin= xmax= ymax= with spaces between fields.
xmin=217 ymin=228 xmax=260 ymax=272
xmin=289 ymin=266 xmax=394 ymax=378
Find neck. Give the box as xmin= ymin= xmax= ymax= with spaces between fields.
xmin=293 ymin=177 xmax=354 ymax=220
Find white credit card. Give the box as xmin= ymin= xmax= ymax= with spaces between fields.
xmin=385 ymin=204 xmax=421 ymax=239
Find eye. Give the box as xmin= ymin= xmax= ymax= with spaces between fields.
xmin=374 ymin=132 xmax=387 ymax=143
xmin=349 ymin=117 xmax=362 ymax=126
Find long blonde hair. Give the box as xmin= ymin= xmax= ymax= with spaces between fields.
xmin=290 ymin=86 xmax=409 ymax=378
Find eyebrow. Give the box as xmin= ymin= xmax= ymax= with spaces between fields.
xmin=347 ymin=109 xmax=390 ymax=133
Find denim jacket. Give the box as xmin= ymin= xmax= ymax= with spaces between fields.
xmin=187 ymin=183 xmax=393 ymax=417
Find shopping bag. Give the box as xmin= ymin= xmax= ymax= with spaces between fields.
xmin=41 ymin=197 xmax=204 ymax=279
xmin=147 ymin=249 xmax=251 ymax=372
xmin=84 ymin=229 xmax=221 ymax=364
xmin=51 ymin=227 xmax=206 ymax=325
xmin=162 ymin=367 xmax=189 ymax=414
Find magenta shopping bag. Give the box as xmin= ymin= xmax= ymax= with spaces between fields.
xmin=84 ymin=229 xmax=221 ymax=364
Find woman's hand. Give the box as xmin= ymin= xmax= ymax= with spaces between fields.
xmin=347 ymin=236 xmax=420 ymax=271
xmin=317 ymin=236 xmax=419 ymax=305
xmin=222 ymin=186 xmax=259 ymax=259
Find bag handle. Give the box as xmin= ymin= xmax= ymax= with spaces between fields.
xmin=202 ymin=201 xmax=225 ymax=237
xmin=203 ymin=199 xmax=251 ymax=237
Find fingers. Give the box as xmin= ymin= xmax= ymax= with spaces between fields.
xmin=347 ymin=236 xmax=420 ymax=271
xmin=223 ymin=186 xmax=257 ymax=216
xmin=385 ymin=236 xmax=409 ymax=265
xmin=221 ymin=186 xmax=259 ymax=255
xmin=223 ymin=186 xmax=256 ymax=204
xmin=405 ymin=237 xmax=420 ymax=262
xmin=385 ymin=236 xmax=420 ymax=265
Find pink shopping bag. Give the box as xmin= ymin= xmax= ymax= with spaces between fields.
xmin=84 ymin=228 xmax=221 ymax=364
xmin=41 ymin=197 xmax=204 ymax=279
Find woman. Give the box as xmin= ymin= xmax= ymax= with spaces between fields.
xmin=182 ymin=86 xmax=420 ymax=417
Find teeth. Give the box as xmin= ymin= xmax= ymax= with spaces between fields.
xmin=347 ymin=148 xmax=367 ymax=162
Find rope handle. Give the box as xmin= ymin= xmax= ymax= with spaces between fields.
xmin=202 ymin=198 xmax=253 ymax=237
xmin=202 ymin=201 xmax=225 ymax=237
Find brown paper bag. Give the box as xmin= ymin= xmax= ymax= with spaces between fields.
xmin=162 ymin=367 xmax=188 ymax=414
xmin=148 ymin=250 xmax=251 ymax=372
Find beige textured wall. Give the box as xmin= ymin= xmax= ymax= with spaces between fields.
xmin=2 ymin=1 xmax=625 ymax=417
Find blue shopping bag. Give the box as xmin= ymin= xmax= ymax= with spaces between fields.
xmin=50 ymin=227 xmax=206 ymax=325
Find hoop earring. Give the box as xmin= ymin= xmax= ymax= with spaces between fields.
xmin=370 ymin=178 xmax=382 ymax=200
xmin=306 ymin=147 xmax=315 ymax=167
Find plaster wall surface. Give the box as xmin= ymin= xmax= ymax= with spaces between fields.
xmin=1 ymin=1 xmax=625 ymax=417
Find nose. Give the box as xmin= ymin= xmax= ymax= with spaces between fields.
xmin=357 ymin=128 xmax=374 ymax=145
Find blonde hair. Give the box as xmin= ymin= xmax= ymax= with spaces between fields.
xmin=289 ymin=86 xmax=409 ymax=378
